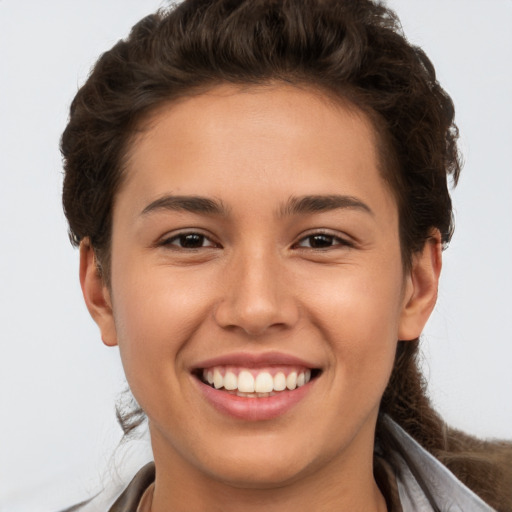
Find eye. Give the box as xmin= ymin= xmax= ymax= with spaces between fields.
xmin=161 ymin=232 xmax=218 ymax=249
xmin=295 ymin=233 xmax=351 ymax=249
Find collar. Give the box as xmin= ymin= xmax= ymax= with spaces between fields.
xmin=382 ymin=415 xmax=496 ymax=511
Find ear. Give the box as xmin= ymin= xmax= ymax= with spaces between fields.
xmin=398 ymin=230 xmax=442 ymax=341
xmin=79 ymin=239 xmax=118 ymax=347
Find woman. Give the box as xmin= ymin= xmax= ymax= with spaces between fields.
xmin=61 ymin=0 xmax=511 ymax=510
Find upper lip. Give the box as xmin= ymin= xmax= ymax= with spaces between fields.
xmin=192 ymin=351 xmax=321 ymax=370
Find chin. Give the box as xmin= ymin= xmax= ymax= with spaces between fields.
xmin=194 ymin=434 xmax=330 ymax=490
xmin=207 ymin=457 xmax=312 ymax=490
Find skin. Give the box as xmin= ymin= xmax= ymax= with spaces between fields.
xmin=81 ymin=84 xmax=441 ymax=512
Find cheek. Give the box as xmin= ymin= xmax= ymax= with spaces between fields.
xmin=109 ymin=259 xmax=213 ymax=385
xmin=302 ymin=259 xmax=403 ymax=384
xmin=304 ymin=259 xmax=403 ymax=331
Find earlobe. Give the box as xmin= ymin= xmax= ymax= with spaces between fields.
xmin=79 ymin=239 xmax=118 ymax=347
xmin=398 ymin=230 xmax=442 ymax=341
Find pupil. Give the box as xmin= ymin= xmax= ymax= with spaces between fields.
xmin=310 ymin=235 xmax=333 ymax=248
xmin=180 ymin=234 xmax=203 ymax=248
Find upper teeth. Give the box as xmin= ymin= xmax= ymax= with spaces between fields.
xmin=203 ymin=368 xmax=312 ymax=393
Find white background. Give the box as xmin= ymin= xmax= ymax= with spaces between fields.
xmin=1 ymin=1 xmax=511 ymax=510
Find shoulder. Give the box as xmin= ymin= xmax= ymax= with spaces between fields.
xmin=382 ymin=416 xmax=505 ymax=512
xmin=106 ymin=463 xmax=155 ymax=512
xmin=60 ymin=463 xmax=155 ymax=512
xmin=437 ymin=427 xmax=512 ymax=511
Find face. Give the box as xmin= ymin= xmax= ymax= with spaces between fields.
xmin=82 ymin=84 xmax=437 ymax=492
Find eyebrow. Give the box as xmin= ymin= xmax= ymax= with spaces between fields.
xmin=141 ymin=195 xmax=228 ymax=216
xmin=140 ymin=193 xmax=372 ymax=218
xmin=279 ymin=194 xmax=374 ymax=217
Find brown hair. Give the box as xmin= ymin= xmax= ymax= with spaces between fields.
xmin=61 ymin=0 xmax=511 ymax=508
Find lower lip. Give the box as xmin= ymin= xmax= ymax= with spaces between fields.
xmin=195 ymin=377 xmax=316 ymax=421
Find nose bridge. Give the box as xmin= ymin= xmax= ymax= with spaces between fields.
xmin=214 ymin=241 xmax=297 ymax=336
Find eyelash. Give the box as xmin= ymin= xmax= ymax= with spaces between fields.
xmin=159 ymin=232 xmax=219 ymax=250
xmin=159 ymin=231 xmax=352 ymax=251
xmin=293 ymin=232 xmax=353 ymax=250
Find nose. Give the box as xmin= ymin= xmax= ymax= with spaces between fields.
xmin=213 ymin=247 xmax=300 ymax=337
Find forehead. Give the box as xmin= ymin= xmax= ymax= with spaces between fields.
xmin=118 ymin=83 xmax=396 ymax=218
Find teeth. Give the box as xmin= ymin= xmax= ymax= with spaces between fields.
xmin=237 ymin=370 xmax=255 ymax=393
xmin=273 ymin=372 xmax=286 ymax=391
xmin=224 ymin=371 xmax=237 ymax=390
xmin=286 ymin=372 xmax=297 ymax=390
xmin=236 ymin=391 xmax=276 ymax=398
xmin=202 ymin=367 xmax=314 ymax=394
xmin=254 ymin=372 xmax=274 ymax=393
xmin=213 ymin=368 xmax=224 ymax=389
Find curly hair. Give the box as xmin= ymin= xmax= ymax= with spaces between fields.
xmin=61 ymin=1 xmax=511 ymax=509
xmin=62 ymin=0 xmax=460 ymax=274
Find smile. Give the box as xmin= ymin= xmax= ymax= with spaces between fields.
xmin=192 ymin=356 xmax=321 ymax=420
xmin=200 ymin=366 xmax=314 ymax=397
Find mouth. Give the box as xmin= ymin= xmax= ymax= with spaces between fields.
xmin=193 ymin=365 xmax=322 ymax=398
xmin=191 ymin=353 xmax=322 ymax=420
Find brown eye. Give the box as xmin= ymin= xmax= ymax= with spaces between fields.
xmin=179 ymin=234 xmax=205 ymax=248
xmin=296 ymin=233 xmax=350 ymax=249
xmin=163 ymin=233 xmax=217 ymax=249
xmin=308 ymin=235 xmax=334 ymax=248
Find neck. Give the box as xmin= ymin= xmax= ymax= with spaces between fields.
xmin=151 ymin=470 xmax=387 ymax=512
